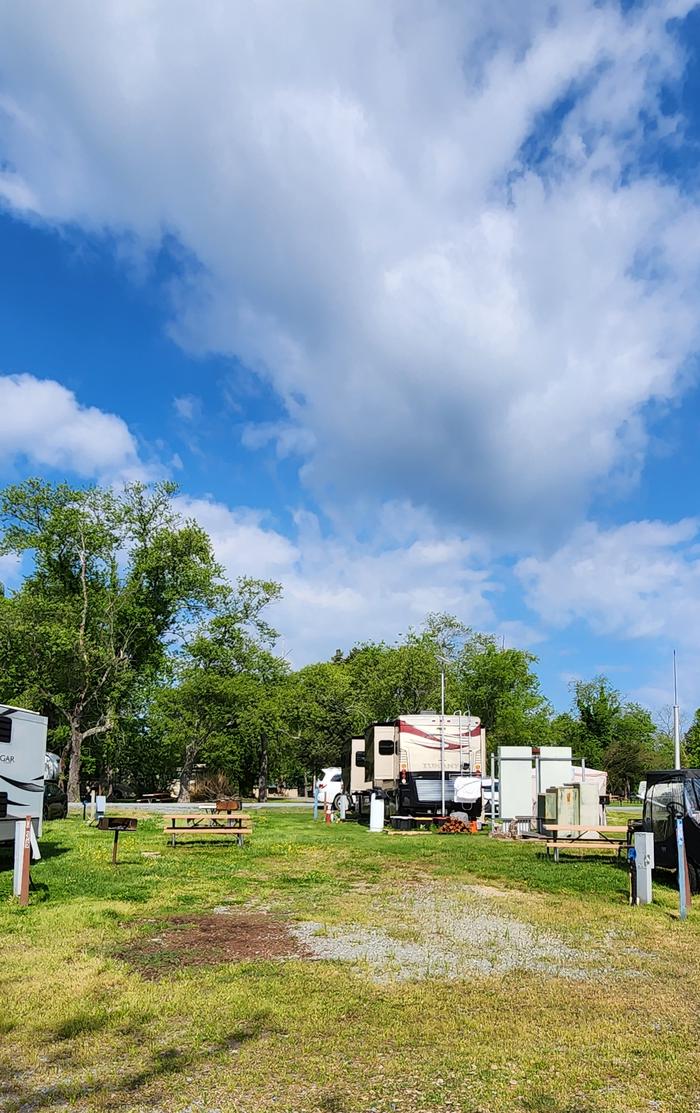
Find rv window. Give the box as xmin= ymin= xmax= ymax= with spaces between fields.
xmin=331 ymin=773 xmax=342 ymax=782
xmin=378 ymin=740 xmax=394 ymax=756
xmin=0 ymin=717 xmax=11 ymax=744
xmin=355 ymin=752 xmax=365 ymax=767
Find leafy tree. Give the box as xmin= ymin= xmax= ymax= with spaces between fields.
xmin=288 ymin=661 xmax=357 ymax=774
xmin=548 ymin=711 xmax=584 ymax=753
xmin=684 ymin=709 xmax=700 ymax=768
xmin=453 ymin=636 xmax=551 ymax=749
xmin=564 ymin=677 xmax=668 ymax=793
xmin=603 ymin=703 xmax=657 ymax=796
xmin=150 ymin=579 xmax=289 ymax=800
xmin=346 ymin=635 xmax=442 ymax=722
xmin=0 ymin=479 xmax=223 ymax=799
xmin=569 ymin=677 xmax=622 ymax=768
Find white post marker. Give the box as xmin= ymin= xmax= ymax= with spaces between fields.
xmin=12 ymin=821 xmax=24 ymax=897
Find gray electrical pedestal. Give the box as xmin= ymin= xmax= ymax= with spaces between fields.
xmin=634 ymin=830 xmax=654 ymax=904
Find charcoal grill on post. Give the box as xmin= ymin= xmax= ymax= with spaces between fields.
xmin=97 ymin=816 xmax=138 ymax=864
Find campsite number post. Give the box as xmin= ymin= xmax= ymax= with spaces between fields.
xmin=19 ymin=815 xmax=31 ymax=906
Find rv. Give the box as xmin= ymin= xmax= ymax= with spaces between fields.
xmin=341 ymin=737 xmax=371 ymax=802
xmin=0 ymin=705 xmax=49 ymax=842
xmin=352 ymin=714 xmax=486 ymax=817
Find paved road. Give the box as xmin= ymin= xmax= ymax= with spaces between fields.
xmin=68 ymin=799 xmax=314 ymax=814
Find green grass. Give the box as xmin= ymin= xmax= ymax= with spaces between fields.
xmin=1 ymin=812 xmax=699 ymax=1113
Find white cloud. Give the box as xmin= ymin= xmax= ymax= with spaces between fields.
xmin=176 ymin=494 xmax=496 ymax=663
xmin=174 ymin=496 xmax=300 ymax=583
xmin=173 ymin=395 xmax=201 ymax=422
xmin=0 ymin=373 xmax=147 ymax=481
xmin=0 ymin=2 xmax=698 ymax=535
xmin=517 ymin=518 xmax=700 ymax=647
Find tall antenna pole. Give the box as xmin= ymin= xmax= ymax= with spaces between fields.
xmin=440 ymin=666 xmax=446 ymax=816
xmin=673 ymin=650 xmax=681 ymax=770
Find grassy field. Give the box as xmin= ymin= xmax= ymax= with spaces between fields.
xmin=1 ymin=811 xmax=698 ymax=1113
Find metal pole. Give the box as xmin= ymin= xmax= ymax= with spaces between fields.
xmin=313 ymin=777 xmax=319 ymax=821
xmin=440 ymin=667 xmax=446 ymax=816
xmin=676 ymin=817 xmax=688 ymax=920
xmin=673 ymin=651 xmax=681 ymax=770
xmin=490 ymin=754 xmax=496 ymax=835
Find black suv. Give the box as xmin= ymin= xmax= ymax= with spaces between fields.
xmin=43 ymin=779 xmax=68 ymax=820
xmin=640 ymin=769 xmax=700 ymax=893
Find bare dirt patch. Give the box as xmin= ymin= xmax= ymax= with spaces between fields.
xmin=123 ymin=912 xmax=305 ymax=978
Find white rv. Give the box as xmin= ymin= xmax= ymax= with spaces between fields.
xmin=341 ymin=736 xmax=372 ymax=810
xmin=0 ymin=705 xmax=49 ymax=842
xmin=357 ymin=715 xmax=487 ymax=817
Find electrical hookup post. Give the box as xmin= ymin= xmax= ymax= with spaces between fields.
xmin=676 ymin=817 xmax=692 ymax=921
xmin=13 ymin=815 xmax=41 ymax=906
xmin=628 ymin=824 xmax=654 ymax=906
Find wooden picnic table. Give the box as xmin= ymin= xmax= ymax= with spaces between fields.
xmin=163 ymin=812 xmax=252 ymax=848
xmin=543 ymin=824 xmax=629 ymax=862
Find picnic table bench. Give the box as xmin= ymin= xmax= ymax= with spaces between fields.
xmin=544 ymin=824 xmax=628 ymax=862
xmin=163 ymin=812 xmax=252 ymax=848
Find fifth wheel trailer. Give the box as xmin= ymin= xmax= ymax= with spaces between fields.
xmin=0 ymin=705 xmax=49 ymax=842
xmin=355 ymin=714 xmax=486 ymax=817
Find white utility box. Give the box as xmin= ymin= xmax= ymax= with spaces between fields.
xmin=634 ymin=830 xmax=654 ymax=904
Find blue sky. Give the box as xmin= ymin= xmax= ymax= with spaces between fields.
xmin=1 ymin=0 xmax=700 ymax=717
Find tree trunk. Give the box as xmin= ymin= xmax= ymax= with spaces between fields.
xmin=258 ymin=732 xmax=268 ymax=803
xmin=177 ymin=742 xmax=198 ymax=802
xmin=67 ymin=723 xmax=83 ymax=802
xmin=177 ymin=766 xmax=192 ymax=802
xmin=59 ymin=740 xmax=72 ymax=792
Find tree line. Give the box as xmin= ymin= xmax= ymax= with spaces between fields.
xmin=0 ymin=480 xmax=694 ymax=800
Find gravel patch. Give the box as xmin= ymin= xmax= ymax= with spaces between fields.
xmin=290 ymin=887 xmax=605 ymax=983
